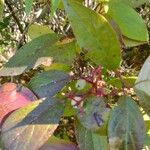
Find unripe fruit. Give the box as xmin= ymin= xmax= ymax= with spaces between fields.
xmin=75 ymin=79 xmax=86 ymax=90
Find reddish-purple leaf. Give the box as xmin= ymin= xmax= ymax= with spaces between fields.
xmin=0 ymin=83 xmax=37 ymax=124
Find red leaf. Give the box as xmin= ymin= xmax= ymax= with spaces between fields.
xmin=0 ymin=83 xmax=37 ymax=124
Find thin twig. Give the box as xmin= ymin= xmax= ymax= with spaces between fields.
xmin=5 ymin=0 xmax=24 ymax=34
xmin=16 ymin=5 xmax=48 ymax=49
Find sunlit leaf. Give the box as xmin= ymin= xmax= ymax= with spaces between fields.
xmin=44 ymin=63 xmax=70 ymax=72
xmin=28 ymin=70 xmax=70 ymax=98
xmin=63 ymin=0 xmax=121 ymax=70
xmin=51 ymin=0 xmax=61 ymax=15
xmin=143 ymin=134 xmax=150 ymax=149
xmin=108 ymin=96 xmax=146 ymax=150
xmin=63 ymin=101 xmax=76 ymax=117
xmin=123 ymin=36 xmax=147 ymax=47
xmin=0 ymin=34 xmax=77 ymax=76
xmin=0 ymin=0 xmax=4 ymax=20
xmin=40 ymin=136 xmax=79 ymax=150
xmin=75 ymin=121 xmax=108 ymax=150
xmin=110 ymin=0 xmax=150 ymax=8
xmin=28 ymin=24 xmax=54 ymax=40
xmin=135 ymin=56 xmax=150 ymax=116
xmin=1 ymin=98 xmax=64 ymax=150
xmin=106 ymin=2 xmax=149 ymax=42
xmin=143 ymin=113 xmax=150 ymax=133
xmin=106 ymin=17 xmax=148 ymax=48
xmin=107 ymin=76 xmax=137 ymax=88
xmin=0 ymin=83 xmax=37 ymax=124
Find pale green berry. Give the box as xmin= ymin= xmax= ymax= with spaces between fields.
xmin=75 ymin=79 xmax=86 ymax=90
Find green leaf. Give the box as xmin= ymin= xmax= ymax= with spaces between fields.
xmin=143 ymin=113 xmax=150 ymax=133
xmin=25 ymin=0 xmax=33 ymax=14
xmin=28 ymin=70 xmax=70 ymax=98
xmin=40 ymin=136 xmax=79 ymax=150
xmin=63 ymin=0 xmax=121 ymax=70
xmin=28 ymin=24 xmax=54 ymax=40
xmin=0 ymin=34 xmax=77 ymax=76
xmin=107 ymin=76 xmax=137 ymax=88
xmin=108 ymin=96 xmax=146 ymax=150
xmin=105 ymin=17 xmax=148 ymax=48
xmin=143 ymin=114 xmax=150 ymax=150
xmin=44 ymin=63 xmax=70 ymax=72
xmin=0 ymin=34 xmax=58 ymax=76
xmin=75 ymin=121 xmax=108 ymax=150
xmin=63 ymin=101 xmax=76 ymax=117
xmin=51 ymin=0 xmax=61 ymax=15
xmin=0 ymin=0 xmax=4 ymax=20
xmin=123 ymin=36 xmax=148 ymax=47
xmin=135 ymin=56 xmax=150 ymax=95
xmin=77 ymin=96 xmax=110 ymax=135
xmin=136 ymin=91 xmax=150 ymax=117
xmin=135 ymin=56 xmax=150 ymax=116
xmin=110 ymin=0 xmax=150 ymax=8
xmin=106 ymin=2 xmax=149 ymax=42
xmin=143 ymin=134 xmax=150 ymax=149
xmin=1 ymin=98 xmax=64 ymax=150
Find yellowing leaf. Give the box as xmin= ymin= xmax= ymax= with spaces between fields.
xmin=0 ymin=0 xmax=4 ymax=20
xmin=40 ymin=136 xmax=79 ymax=150
xmin=28 ymin=24 xmax=54 ymax=40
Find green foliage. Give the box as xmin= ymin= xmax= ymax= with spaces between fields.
xmin=75 ymin=121 xmax=108 ymax=150
xmin=0 ymin=33 xmax=59 ymax=76
xmin=123 ymin=36 xmax=148 ymax=47
xmin=108 ymin=96 xmax=146 ymax=150
xmin=107 ymin=76 xmax=137 ymax=88
xmin=135 ymin=56 xmax=150 ymax=116
xmin=0 ymin=0 xmax=149 ymax=149
xmin=0 ymin=34 xmax=77 ymax=76
xmin=77 ymin=97 xmax=110 ymax=134
xmin=51 ymin=0 xmax=61 ymax=16
xmin=63 ymin=0 xmax=121 ymax=70
xmin=40 ymin=136 xmax=79 ymax=150
xmin=28 ymin=70 xmax=70 ymax=98
xmin=110 ymin=0 xmax=150 ymax=8
xmin=1 ymin=98 xmax=64 ymax=150
xmin=0 ymin=0 xmax=4 ymax=20
xmin=106 ymin=2 xmax=149 ymax=42
xmin=25 ymin=0 xmax=33 ymax=14
xmin=27 ymin=24 xmax=54 ymax=40
xmin=44 ymin=63 xmax=70 ymax=72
